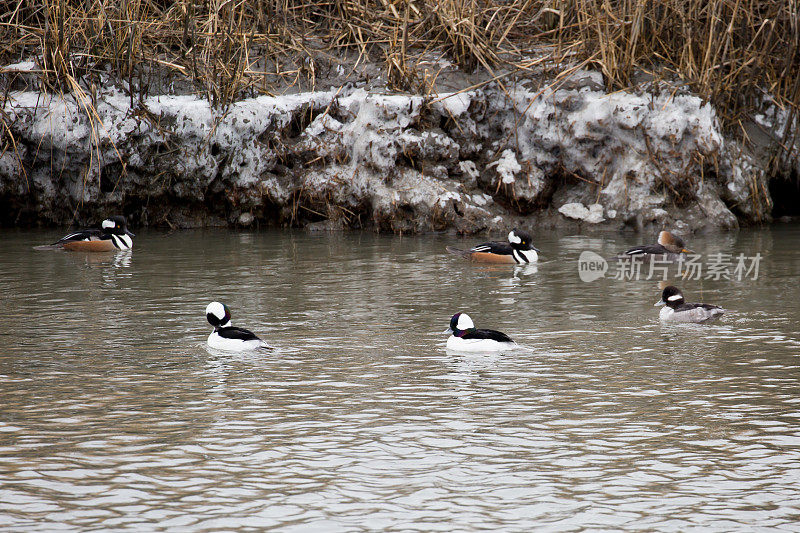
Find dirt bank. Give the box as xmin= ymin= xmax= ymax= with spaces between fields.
xmin=0 ymin=69 xmax=781 ymax=234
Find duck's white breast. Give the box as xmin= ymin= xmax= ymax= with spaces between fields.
xmin=659 ymin=306 xmax=675 ymax=321
xmin=207 ymin=332 xmax=265 ymax=352
xmin=515 ymin=249 xmax=538 ymax=264
xmin=447 ymin=335 xmax=514 ymax=352
xmin=111 ymin=234 xmax=133 ymax=250
xmin=660 ymin=306 xmax=724 ymax=323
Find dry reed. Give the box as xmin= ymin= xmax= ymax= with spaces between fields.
xmin=0 ymin=0 xmax=798 ymax=162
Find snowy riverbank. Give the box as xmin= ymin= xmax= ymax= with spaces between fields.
xmin=0 ymin=70 xmax=777 ymax=233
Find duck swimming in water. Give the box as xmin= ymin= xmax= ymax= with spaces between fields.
xmin=619 ymin=230 xmax=692 ymax=261
xmin=444 ymin=312 xmax=516 ymax=352
xmin=38 ymin=215 xmax=135 ymax=252
xmin=655 ymin=286 xmax=725 ymax=323
xmin=206 ymin=302 xmax=271 ymax=351
xmin=446 ymin=229 xmax=539 ymax=264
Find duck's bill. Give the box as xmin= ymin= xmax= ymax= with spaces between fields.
xmin=681 ymin=248 xmax=694 ymax=254
xmin=126 ymin=229 xmax=135 ymax=237
xmin=443 ymin=327 xmax=453 ymax=334
xmin=654 ymin=299 xmax=666 ymax=307
xmin=532 ymin=246 xmax=541 ymax=253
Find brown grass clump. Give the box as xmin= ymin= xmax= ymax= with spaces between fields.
xmin=0 ymin=1 xmax=798 ymax=157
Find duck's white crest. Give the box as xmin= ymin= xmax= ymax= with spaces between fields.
xmin=456 ymin=313 xmax=475 ymax=330
xmin=667 ymin=294 xmax=682 ymax=301
xmin=508 ymin=230 xmax=521 ymax=244
xmin=206 ymin=302 xmax=229 ymax=324
xmin=101 ymin=219 xmax=115 ymax=230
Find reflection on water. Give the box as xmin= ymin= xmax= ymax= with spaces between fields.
xmin=1 ymin=226 xmax=800 ymax=530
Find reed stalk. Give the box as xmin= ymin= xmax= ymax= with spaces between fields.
xmin=0 ymin=0 xmax=797 ymax=161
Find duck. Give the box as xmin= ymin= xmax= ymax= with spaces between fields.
xmin=444 ymin=312 xmax=516 ymax=352
xmin=618 ymin=230 xmax=692 ymax=261
xmin=655 ymin=286 xmax=725 ymax=323
xmin=38 ymin=215 xmax=135 ymax=252
xmin=446 ymin=229 xmax=539 ymax=264
xmin=206 ymin=302 xmax=271 ymax=351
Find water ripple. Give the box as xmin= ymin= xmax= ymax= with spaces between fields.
xmin=1 ymin=227 xmax=800 ymax=530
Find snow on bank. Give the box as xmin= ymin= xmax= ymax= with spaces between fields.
xmin=0 ymin=72 xmax=774 ymax=230
xmin=559 ymin=203 xmax=605 ymax=224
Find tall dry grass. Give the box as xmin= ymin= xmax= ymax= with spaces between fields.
xmin=0 ymin=0 xmax=798 ymax=159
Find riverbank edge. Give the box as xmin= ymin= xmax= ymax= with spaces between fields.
xmin=0 ymin=69 xmax=787 ymax=235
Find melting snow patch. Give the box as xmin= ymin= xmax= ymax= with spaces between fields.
xmin=304 ymin=113 xmax=343 ymax=138
xmin=558 ymin=202 xmax=605 ymax=224
xmin=458 ymin=161 xmax=479 ymax=186
xmin=488 ymin=149 xmax=521 ymax=184
xmin=438 ymin=93 xmax=471 ymax=117
xmin=471 ymin=193 xmax=493 ymax=206
xmin=436 ymin=190 xmax=462 ymax=208
xmin=1 ymin=61 xmax=37 ymax=72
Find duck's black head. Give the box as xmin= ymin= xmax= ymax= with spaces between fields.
xmin=656 ymin=286 xmax=685 ymax=308
xmin=508 ymin=228 xmax=539 ymax=252
xmin=101 ymin=215 xmax=135 ymax=237
xmin=206 ymin=301 xmax=232 ymax=328
xmin=447 ymin=312 xmax=475 ymax=337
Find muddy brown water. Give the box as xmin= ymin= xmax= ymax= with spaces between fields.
xmin=1 ymin=226 xmax=799 ymax=530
